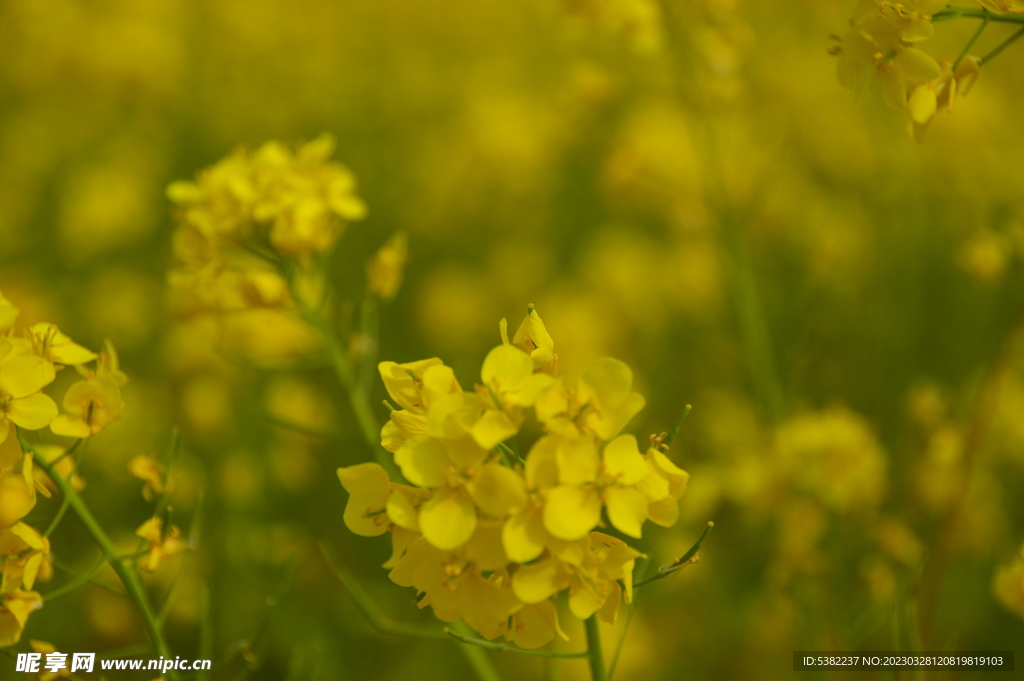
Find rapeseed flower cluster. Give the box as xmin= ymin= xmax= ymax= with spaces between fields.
xmin=830 ymin=1 xmax=985 ymax=140
xmin=338 ymin=306 xmax=689 ymax=648
xmin=167 ymin=134 xmax=366 ymax=311
xmin=0 ymin=291 xmax=126 ymax=646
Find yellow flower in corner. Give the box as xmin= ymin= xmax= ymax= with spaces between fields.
xmin=993 ymin=542 xmax=1024 ymax=620
xmin=49 ymin=376 xmax=124 ymax=438
xmin=136 ymin=518 xmax=187 ymax=573
xmin=975 ymin=0 xmax=1024 ymax=13
xmin=0 ymin=589 xmax=43 ymax=647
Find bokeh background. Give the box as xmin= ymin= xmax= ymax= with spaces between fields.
xmin=2 ymin=0 xmax=1024 ymax=679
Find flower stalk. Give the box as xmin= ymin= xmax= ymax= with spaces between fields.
xmin=19 ymin=430 xmax=179 ymax=681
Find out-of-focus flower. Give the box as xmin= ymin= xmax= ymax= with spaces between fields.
xmin=907 ymin=56 xmax=982 ymax=141
xmin=0 ymin=523 xmax=51 ymax=592
xmin=773 ymin=407 xmax=887 ymax=513
xmin=366 ymin=232 xmax=409 ymax=300
xmin=993 ymin=542 xmax=1024 ymax=620
xmin=136 ymin=517 xmax=187 ymax=573
xmin=49 ymin=375 xmax=124 ymax=439
xmin=0 ymin=589 xmax=43 ymax=647
xmin=976 ymin=0 xmax=1024 ymax=13
xmin=129 ymin=455 xmax=166 ymax=501
xmin=29 ymin=640 xmax=71 ymax=680
xmin=0 ymin=454 xmax=37 ymax=528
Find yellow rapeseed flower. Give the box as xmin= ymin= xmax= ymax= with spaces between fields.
xmin=136 ymin=518 xmax=187 ymax=573
xmin=0 ymin=589 xmax=42 ymax=647
xmin=128 ymin=455 xmax=166 ymax=501
xmin=366 ymin=232 xmax=409 ymax=300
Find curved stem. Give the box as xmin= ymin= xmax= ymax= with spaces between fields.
xmin=934 ymin=7 xmax=1024 ymax=24
xmin=954 ymin=17 xmax=988 ymax=70
xmin=634 ymin=522 xmax=714 ymax=589
xmin=980 ymin=25 xmax=1024 ymax=65
xmin=299 ymin=300 xmax=400 ymax=478
xmin=20 ymin=431 xmax=179 ymax=680
xmin=444 ymin=627 xmax=589 ymax=658
xmin=584 ymin=615 xmax=606 ymax=681
xmin=43 ymin=439 xmax=88 ymax=537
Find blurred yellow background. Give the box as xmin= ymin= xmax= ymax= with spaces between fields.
xmin=2 ymin=0 xmax=1023 ymax=678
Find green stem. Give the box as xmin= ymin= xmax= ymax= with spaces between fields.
xmin=444 ymin=627 xmax=589 ymax=658
xmin=43 ymin=554 xmax=112 ymax=601
xmin=43 ymin=439 xmax=89 ymax=538
xmin=934 ymin=7 xmax=1024 ymax=24
xmin=980 ymin=25 xmax=1024 ymax=65
xmin=20 ymin=432 xmax=179 ymax=681
xmin=451 ymin=621 xmax=503 ymax=681
xmin=497 ymin=441 xmax=526 ymax=468
xmin=584 ymin=616 xmax=606 ymax=681
xmin=953 ymin=16 xmax=988 ymax=70
xmin=300 ymin=302 xmax=399 ymax=478
xmin=662 ymin=404 xmax=692 ymax=448
xmin=634 ymin=522 xmax=714 ymax=589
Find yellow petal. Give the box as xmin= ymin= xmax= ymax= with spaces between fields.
xmin=0 ymin=354 xmax=55 ymax=399
xmin=543 ymin=485 xmax=602 ymax=540
xmin=8 ymin=394 xmax=58 ymax=430
xmin=419 ymin=487 xmax=477 ymax=550
xmin=895 ymin=48 xmax=941 ymax=83
xmin=507 ymin=601 xmax=559 ymax=649
xmin=469 ymin=410 xmax=519 ymax=451
xmin=603 ymin=435 xmax=648 ymax=485
xmin=386 ymin=485 xmax=423 ymax=531
xmin=908 ymin=85 xmax=938 ymax=125
xmin=588 ymin=391 xmax=645 ymax=441
xmin=481 ymin=344 xmax=533 ymax=392
xmin=511 ymin=558 xmax=570 ymax=604
xmin=420 ymin=365 xmax=461 ymax=406
xmin=569 ymin=582 xmax=607 ymax=620
xmin=337 ymin=463 xmax=391 ymax=537
xmin=524 ymin=435 xmax=560 ymax=489
xmin=383 ymin=526 xmax=418 ymax=569
xmin=464 ymin=520 xmax=511 ymax=571
xmin=504 ymin=372 xmax=555 ymax=407
xmin=394 ymin=436 xmax=450 ymax=488
xmin=645 ymin=496 xmax=680 ymax=527
xmin=555 ymin=436 xmax=600 ymax=485
xmin=502 ymin=506 xmax=547 ymax=563
xmin=579 ymin=357 xmax=634 ymax=411
xmin=605 ymin=486 xmax=648 ymax=538
xmin=467 ymin=463 xmax=527 ymax=517
xmin=649 ymin=449 xmax=690 ymax=499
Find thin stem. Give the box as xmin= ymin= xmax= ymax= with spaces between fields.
xmin=320 ymin=542 xmax=446 ymax=639
xmin=634 ymin=522 xmax=714 ymax=589
xmin=299 ymin=299 xmax=399 ymax=478
xmin=934 ymin=7 xmax=1024 ymax=24
xmin=21 ymin=431 xmax=179 ymax=681
xmin=662 ymin=404 xmax=693 ymax=448
xmin=584 ymin=615 xmax=606 ymax=681
xmin=197 ymin=583 xmax=214 ymax=681
xmin=43 ymin=439 xmax=89 ymax=538
xmin=261 ymin=413 xmax=342 ymax=441
xmin=444 ymin=627 xmax=589 ymax=658
xmin=450 ymin=621 xmax=503 ymax=681
xmin=980 ymin=25 xmax=1024 ymax=65
xmin=953 ymin=17 xmax=988 ymax=70
xmin=43 ymin=554 xmax=112 ymax=601
xmin=497 ymin=441 xmax=526 ymax=468
xmin=608 ymin=558 xmax=649 ymax=680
